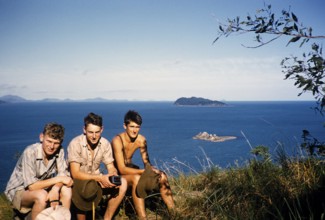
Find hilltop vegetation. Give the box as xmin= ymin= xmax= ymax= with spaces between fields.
xmin=1 ymin=145 xmax=325 ymax=220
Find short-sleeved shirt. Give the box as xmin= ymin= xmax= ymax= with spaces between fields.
xmin=4 ymin=143 xmax=69 ymax=202
xmin=67 ymin=134 xmax=114 ymax=175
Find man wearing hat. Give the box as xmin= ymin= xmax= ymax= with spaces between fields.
xmin=5 ymin=123 xmax=73 ymax=220
xmin=67 ymin=112 xmax=127 ymax=220
xmin=111 ymin=110 xmax=175 ymax=219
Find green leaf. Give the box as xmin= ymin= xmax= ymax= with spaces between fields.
xmin=286 ymin=36 xmax=301 ymax=46
xmin=299 ymin=38 xmax=307 ymax=47
xmin=291 ymin=12 xmax=298 ymax=22
xmin=290 ymin=36 xmax=301 ymax=43
xmin=293 ymin=23 xmax=298 ymax=32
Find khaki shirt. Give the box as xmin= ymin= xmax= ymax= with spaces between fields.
xmin=5 ymin=143 xmax=68 ymax=202
xmin=67 ymin=134 xmax=114 ymax=175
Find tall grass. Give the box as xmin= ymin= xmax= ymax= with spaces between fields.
xmin=163 ymin=145 xmax=325 ymax=220
xmin=1 ymin=146 xmax=325 ymax=220
xmin=0 ymin=194 xmax=12 ymax=220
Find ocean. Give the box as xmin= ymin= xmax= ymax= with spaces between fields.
xmin=0 ymin=101 xmax=324 ymax=192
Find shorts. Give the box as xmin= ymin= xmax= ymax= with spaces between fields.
xmin=102 ymin=187 xmax=119 ymax=198
xmin=12 ymin=189 xmax=32 ymax=214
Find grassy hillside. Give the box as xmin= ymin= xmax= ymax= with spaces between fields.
xmin=0 ymin=194 xmax=12 ymax=219
xmin=2 ymin=146 xmax=325 ymax=219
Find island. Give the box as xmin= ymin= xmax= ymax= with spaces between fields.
xmin=193 ymin=132 xmax=236 ymax=142
xmin=174 ymin=97 xmax=226 ymax=107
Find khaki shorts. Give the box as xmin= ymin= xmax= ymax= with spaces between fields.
xmin=12 ymin=189 xmax=32 ymax=214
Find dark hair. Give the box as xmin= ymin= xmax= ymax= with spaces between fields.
xmin=43 ymin=123 xmax=65 ymax=141
xmin=124 ymin=110 xmax=142 ymax=126
xmin=84 ymin=112 xmax=103 ymax=127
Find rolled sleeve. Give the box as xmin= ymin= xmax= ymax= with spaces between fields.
xmin=67 ymin=135 xmax=85 ymax=164
xmin=101 ymin=139 xmax=114 ymax=165
xmin=56 ymin=148 xmax=70 ymax=177
xmin=22 ymin=148 xmax=39 ymax=188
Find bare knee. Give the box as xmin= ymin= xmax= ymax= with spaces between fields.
xmin=60 ymin=185 xmax=72 ymax=199
xmin=119 ymin=177 xmax=128 ymax=194
xmin=131 ymin=174 xmax=141 ymax=186
xmin=34 ymin=189 xmax=48 ymax=206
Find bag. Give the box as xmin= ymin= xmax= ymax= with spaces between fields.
xmin=39 ymin=159 xmax=57 ymax=180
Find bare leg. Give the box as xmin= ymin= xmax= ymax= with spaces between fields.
xmin=60 ymin=185 xmax=72 ymax=208
xmin=159 ymin=173 xmax=175 ymax=210
xmin=104 ymin=177 xmax=128 ymax=220
xmin=131 ymin=175 xmax=147 ymax=219
xmin=21 ymin=189 xmax=48 ymax=220
xmin=122 ymin=174 xmax=147 ymax=219
xmin=76 ymin=213 xmax=86 ymax=220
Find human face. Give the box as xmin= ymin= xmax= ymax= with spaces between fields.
xmin=40 ymin=134 xmax=62 ymax=157
xmin=124 ymin=121 xmax=141 ymax=139
xmin=84 ymin=124 xmax=103 ymax=147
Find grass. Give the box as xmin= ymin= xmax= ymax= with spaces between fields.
xmin=164 ymin=146 xmax=325 ymax=220
xmin=0 ymin=193 xmax=13 ymax=220
xmin=1 ymin=147 xmax=325 ymax=220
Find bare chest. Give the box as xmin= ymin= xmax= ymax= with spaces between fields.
xmin=123 ymin=142 xmax=139 ymax=158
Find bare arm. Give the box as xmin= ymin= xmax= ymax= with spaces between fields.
xmin=69 ymin=162 xmax=102 ymax=181
xmin=28 ymin=176 xmax=73 ymax=191
xmin=139 ymin=137 xmax=151 ymax=165
xmin=69 ymin=162 xmax=117 ymax=188
xmin=139 ymin=137 xmax=164 ymax=175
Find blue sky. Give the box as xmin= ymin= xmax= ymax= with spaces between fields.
xmin=0 ymin=0 xmax=324 ymax=101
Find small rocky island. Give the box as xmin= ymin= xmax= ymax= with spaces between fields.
xmin=174 ymin=97 xmax=225 ymax=107
xmin=193 ymin=132 xmax=236 ymax=142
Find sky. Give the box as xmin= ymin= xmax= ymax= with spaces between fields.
xmin=0 ymin=0 xmax=324 ymax=101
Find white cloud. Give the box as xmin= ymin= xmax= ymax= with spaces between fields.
xmin=0 ymin=55 xmax=314 ymax=101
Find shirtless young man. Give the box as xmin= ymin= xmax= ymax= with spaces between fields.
xmin=111 ymin=110 xmax=175 ymax=219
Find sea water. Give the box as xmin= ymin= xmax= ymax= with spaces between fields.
xmin=0 ymin=101 xmax=324 ymax=192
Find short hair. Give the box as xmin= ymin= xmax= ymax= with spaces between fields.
xmin=124 ymin=110 xmax=142 ymax=126
xmin=84 ymin=112 xmax=103 ymax=128
xmin=43 ymin=123 xmax=65 ymax=142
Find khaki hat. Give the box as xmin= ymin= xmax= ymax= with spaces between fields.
xmin=136 ymin=163 xmax=160 ymax=198
xmin=35 ymin=206 xmax=71 ymax=220
xmin=72 ymin=179 xmax=102 ymax=211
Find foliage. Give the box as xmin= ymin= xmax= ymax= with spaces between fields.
xmin=301 ymin=129 xmax=325 ymax=157
xmin=214 ymin=3 xmax=325 ymax=114
xmin=0 ymin=194 xmax=12 ymax=220
xmin=1 ymin=151 xmax=325 ymax=219
xmin=281 ymin=43 xmax=325 ymax=114
xmin=250 ymin=145 xmax=271 ymax=162
xmin=165 ymin=147 xmax=325 ymax=219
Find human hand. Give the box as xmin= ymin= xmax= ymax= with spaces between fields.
xmin=59 ymin=176 xmax=73 ymax=187
xmin=98 ymin=174 xmax=116 ymax=188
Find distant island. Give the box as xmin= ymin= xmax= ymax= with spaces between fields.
xmin=193 ymin=132 xmax=236 ymax=142
xmin=0 ymin=95 xmax=227 ymax=105
xmin=174 ymin=97 xmax=226 ymax=107
xmin=0 ymin=95 xmax=128 ymax=103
